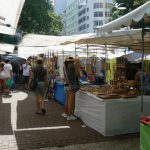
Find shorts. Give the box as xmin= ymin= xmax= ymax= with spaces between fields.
xmin=23 ymin=76 xmax=29 ymax=84
xmin=35 ymin=81 xmax=46 ymax=97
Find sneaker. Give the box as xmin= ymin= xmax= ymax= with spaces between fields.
xmin=67 ymin=116 xmax=72 ymax=120
xmin=61 ymin=112 xmax=67 ymax=118
xmin=35 ymin=111 xmax=42 ymax=115
xmin=70 ymin=115 xmax=77 ymax=120
xmin=67 ymin=115 xmax=77 ymax=121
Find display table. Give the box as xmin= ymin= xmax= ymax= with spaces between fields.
xmin=54 ymin=80 xmax=66 ymax=105
xmin=75 ymin=91 xmax=150 ymax=136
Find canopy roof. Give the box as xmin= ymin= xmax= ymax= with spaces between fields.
xmin=19 ymin=33 xmax=95 ymax=47
xmin=97 ymin=1 xmax=150 ymax=35
xmin=66 ymin=29 xmax=150 ymax=53
xmin=0 ymin=44 xmax=14 ymax=53
xmin=0 ymin=0 xmax=25 ymax=35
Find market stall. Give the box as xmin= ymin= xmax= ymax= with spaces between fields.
xmin=75 ymin=90 xmax=150 ymax=136
xmin=59 ymin=1 xmax=150 ymax=136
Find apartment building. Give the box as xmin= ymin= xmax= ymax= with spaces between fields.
xmin=63 ymin=0 xmax=113 ymax=35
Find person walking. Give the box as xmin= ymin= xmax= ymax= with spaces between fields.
xmin=28 ymin=59 xmax=48 ymax=115
xmin=0 ymin=63 xmax=5 ymax=94
xmin=22 ymin=60 xmax=31 ymax=90
xmin=3 ymin=59 xmax=13 ymax=95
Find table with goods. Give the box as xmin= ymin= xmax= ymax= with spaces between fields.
xmin=75 ymin=84 xmax=150 ymax=136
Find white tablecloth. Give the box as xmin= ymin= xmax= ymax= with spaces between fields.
xmin=75 ymin=91 xmax=150 ymax=136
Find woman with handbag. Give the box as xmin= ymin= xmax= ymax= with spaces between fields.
xmin=28 ymin=58 xmax=48 ymax=115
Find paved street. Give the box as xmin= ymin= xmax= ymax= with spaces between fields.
xmin=0 ymin=90 xmax=139 ymax=150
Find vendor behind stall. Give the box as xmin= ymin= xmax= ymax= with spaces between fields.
xmin=88 ymin=71 xmax=95 ymax=83
xmin=80 ymin=69 xmax=87 ymax=81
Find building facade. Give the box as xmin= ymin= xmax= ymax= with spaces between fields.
xmin=63 ymin=0 xmax=113 ymax=35
xmin=65 ymin=0 xmax=79 ymax=35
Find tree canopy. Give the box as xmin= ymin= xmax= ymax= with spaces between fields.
xmin=18 ymin=0 xmax=63 ymax=35
xmin=111 ymin=0 xmax=149 ymax=20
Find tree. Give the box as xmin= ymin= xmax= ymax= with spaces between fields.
xmin=134 ymin=0 xmax=149 ymax=6
xmin=18 ymin=0 xmax=63 ymax=35
xmin=111 ymin=0 xmax=149 ymax=20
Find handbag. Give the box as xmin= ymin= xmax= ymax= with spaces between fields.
xmin=64 ymin=65 xmax=80 ymax=92
xmin=6 ymin=79 xmax=13 ymax=88
xmin=30 ymin=79 xmax=37 ymax=91
xmin=30 ymin=66 xmax=45 ymax=91
xmin=70 ymin=83 xmax=80 ymax=92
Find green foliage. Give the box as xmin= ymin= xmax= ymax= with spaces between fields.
xmin=18 ymin=0 xmax=63 ymax=35
xmin=134 ymin=0 xmax=149 ymax=6
xmin=111 ymin=0 xmax=149 ymax=20
xmin=0 ymin=33 xmax=19 ymax=45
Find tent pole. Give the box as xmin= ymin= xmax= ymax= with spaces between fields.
xmin=62 ymin=49 xmax=64 ymax=63
xmin=141 ymin=20 xmax=145 ymax=115
xmin=86 ymin=44 xmax=89 ymax=72
xmin=75 ymin=43 xmax=77 ymax=58
xmin=105 ymin=45 xmax=107 ymax=84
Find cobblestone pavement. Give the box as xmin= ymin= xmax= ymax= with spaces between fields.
xmin=0 ymin=90 xmax=139 ymax=150
xmin=35 ymin=137 xmax=139 ymax=150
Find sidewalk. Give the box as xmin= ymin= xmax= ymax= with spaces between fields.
xmin=0 ymin=90 xmax=139 ymax=150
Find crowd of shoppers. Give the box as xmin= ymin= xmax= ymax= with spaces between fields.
xmin=0 ymin=56 xmax=80 ymax=120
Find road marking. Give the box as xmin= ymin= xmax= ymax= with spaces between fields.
xmin=2 ymin=91 xmax=28 ymax=130
xmin=15 ymin=126 xmax=70 ymax=132
xmin=2 ymin=91 xmax=28 ymax=150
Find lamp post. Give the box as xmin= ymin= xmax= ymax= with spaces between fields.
xmin=0 ymin=22 xmax=11 ymax=27
xmin=115 ymin=3 xmax=132 ymax=11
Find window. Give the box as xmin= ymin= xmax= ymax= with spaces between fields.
xmin=78 ymin=5 xmax=83 ymax=9
xmin=93 ymin=3 xmax=103 ymax=9
xmin=78 ymin=16 xmax=86 ymax=24
xmin=93 ymin=20 xmax=103 ymax=26
xmin=105 ymin=3 xmax=113 ymax=9
xmin=105 ymin=11 xmax=111 ymax=17
xmin=78 ymin=9 xmax=86 ymax=17
xmin=94 ymin=11 xmax=103 ymax=17
xmin=78 ymin=24 xmax=86 ymax=31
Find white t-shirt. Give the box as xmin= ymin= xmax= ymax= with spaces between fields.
xmin=22 ymin=64 xmax=30 ymax=76
xmin=4 ymin=63 xmax=12 ymax=78
xmin=0 ymin=70 xmax=5 ymax=79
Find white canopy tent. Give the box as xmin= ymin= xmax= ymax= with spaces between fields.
xmin=0 ymin=44 xmax=15 ymax=53
xmin=125 ymin=52 xmax=150 ymax=62
xmin=0 ymin=15 xmax=5 ymax=21
xmin=0 ymin=0 xmax=25 ymax=35
xmin=18 ymin=44 xmax=103 ymax=58
xmin=96 ymin=1 xmax=150 ymax=35
xmin=20 ymin=33 xmax=96 ymax=47
xmin=18 ymin=33 xmax=96 ymax=58
xmin=71 ymin=29 xmax=150 ymax=53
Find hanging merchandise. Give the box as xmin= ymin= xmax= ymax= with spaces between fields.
xmin=106 ymin=58 xmax=116 ymax=84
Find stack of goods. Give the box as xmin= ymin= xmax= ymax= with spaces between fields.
xmin=80 ymin=81 xmax=140 ymax=99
